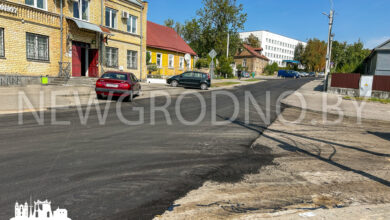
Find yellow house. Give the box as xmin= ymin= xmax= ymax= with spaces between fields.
xmin=0 ymin=0 xmax=148 ymax=82
xmin=146 ymin=21 xmax=196 ymax=76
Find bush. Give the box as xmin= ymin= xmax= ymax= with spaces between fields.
xmin=147 ymin=63 xmax=158 ymax=73
xmin=216 ymin=56 xmax=233 ymax=78
xmin=264 ymin=63 xmax=278 ymax=75
xmin=195 ymin=58 xmax=210 ymax=69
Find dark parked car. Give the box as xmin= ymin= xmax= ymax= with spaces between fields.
xmin=277 ymin=70 xmax=301 ymax=78
xmin=167 ymin=71 xmax=211 ymax=90
xmin=309 ymin=72 xmax=316 ymax=77
xmin=95 ymin=72 xmax=141 ymax=101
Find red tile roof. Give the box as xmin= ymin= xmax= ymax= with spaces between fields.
xmin=147 ymin=21 xmax=197 ymax=56
xmin=236 ymin=44 xmax=269 ymax=61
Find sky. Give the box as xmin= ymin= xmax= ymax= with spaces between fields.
xmin=146 ymin=0 xmax=390 ymax=49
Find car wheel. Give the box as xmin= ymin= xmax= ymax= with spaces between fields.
xmin=96 ymin=94 xmax=103 ymax=100
xmin=171 ymin=80 xmax=179 ymax=87
xmin=200 ymin=83 xmax=208 ymax=90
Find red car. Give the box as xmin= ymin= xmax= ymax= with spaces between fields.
xmin=95 ymin=72 xmax=141 ymax=101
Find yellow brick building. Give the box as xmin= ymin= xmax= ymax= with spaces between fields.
xmin=146 ymin=21 xmax=196 ymax=76
xmin=0 ymin=0 xmax=148 ymax=80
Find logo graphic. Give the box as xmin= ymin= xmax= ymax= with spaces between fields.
xmin=10 ymin=200 xmax=71 ymax=220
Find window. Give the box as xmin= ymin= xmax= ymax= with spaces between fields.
xmin=105 ymin=47 xmax=118 ymax=68
xmin=156 ymin=53 xmax=162 ymax=68
xmin=243 ymin=59 xmax=247 ymax=67
xmin=182 ymin=72 xmax=193 ymax=78
xmin=102 ymin=72 xmax=128 ymax=80
xmin=127 ymin=50 xmax=138 ymax=69
xmin=179 ymin=57 xmax=184 ymax=69
xmin=105 ymin=7 xmax=117 ymax=28
xmin=25 ymin=0 xmax=46 ymax=10
xmin=0 ymin=28 xmax=4 ymax=58
xmin=127 ymin=15 xmax=138 ymax=34
xmin=168 ymin=54 xmax=174 ymax=68
xmin=186 ymin=58 xmax=191 ymax=69
xmin=26 ymin=33 xmax=49 ymax=61
xmin=194 ymin=72 xmax=202 ymax=78
xmin=73 ymin=0 xmax=89 ymax=21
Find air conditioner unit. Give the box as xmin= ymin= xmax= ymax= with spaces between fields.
xmin=122 ymin=11 xmax=129 ymax=19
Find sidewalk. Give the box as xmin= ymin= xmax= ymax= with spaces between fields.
xmin=282 ymin=79 xmax=390 ymax=122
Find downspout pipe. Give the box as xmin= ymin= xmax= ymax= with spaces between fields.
xmin=100 ymin=0 xmax=104 ymax=75
xmin=140 ymin=4 xmax=144 ymax=81
xmin=60 ymin=0 xmax=63 ymax=77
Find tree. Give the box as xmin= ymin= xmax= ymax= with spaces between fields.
xmin=164 ymin=19 xmax=174 ymax=28
xmin=216 ymin=56 xmax=233 ymax=77
xmin=330 ymin=40 xmax=370 ymax=73
xmin=193 ymin=0 xmax=247 ymax=57
xmin=301 ymin=38 xmax=327 ymax=72
xmin=294 ymin=43 xmax=305 ymax=63
xmin=244 ymin=34 xmax=261 ymax=48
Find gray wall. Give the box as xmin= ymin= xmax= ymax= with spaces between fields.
xmin=375 ymin=51 xmax=390 ymax=76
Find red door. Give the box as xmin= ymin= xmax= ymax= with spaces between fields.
xmin=72 ymin=44 xmax=82 ymax=77
xmin=88 ymin=49 xmax=99 ymax=78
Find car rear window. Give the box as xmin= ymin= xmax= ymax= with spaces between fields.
xmin=102 ymin=73 xmax=128 ymax=80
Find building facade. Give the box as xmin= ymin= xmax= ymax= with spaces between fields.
xmin=147 ymin=21 xmax=196 ymax=76
xmin=234 ymin=44 xmax=269 ymax=75
xmin=364 ymin=39 xmax=390 ymax=76
xmin=0 ymin=0 xmax=148 ymax=79
xmin=239 ymin=30 xmax=307 ymax=67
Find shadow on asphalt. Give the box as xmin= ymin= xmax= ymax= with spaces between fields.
xmin=367 ymin=131 xmax=390 ymax=142
xmin=220 ymin=113 xmax=390 ymax=188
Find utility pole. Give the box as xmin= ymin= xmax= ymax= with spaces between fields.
xmin=323 ymin=9 xmax=334 ymax=91
xmin=226 ymin=32 xmax=230 ymax=57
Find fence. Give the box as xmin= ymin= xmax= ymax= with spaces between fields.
xmin=373 ymin=75 xmax=390 ymax=92
xmin=330 ymin=73 xmax=361 ymax=89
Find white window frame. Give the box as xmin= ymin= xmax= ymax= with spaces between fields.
xmin=0 ymin=28 xmax=4 ymax=58
xmin=186 ymin=58 xmax=191 ymax=69
xmin=127 ymin=15 xmax=138 ymax=34
xmin=168 ymin=54 xmax=174 ymax=68
xmin=25 ymin=0 xmax=47 ymax=10
xmin=127 ymin=50 xmax=138 ymax=69
xmin=156 ymin=53 xmax=162 ymax=68
xmin=105 ymin=7 xmax=117 ymax=29
xmin=73 ymin=0 xmax=89 ymax=21
xmin=26 ymin=32 xmax=49 ymax=61
xmin=243 ymin=59 xmax=247 ymax=67
xmin=179 ymin=57 xmax=184 ymax=70
xmin=105 ymin=47 xmax=118 ymax=68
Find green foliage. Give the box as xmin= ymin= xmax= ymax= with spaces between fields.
xmin=195 ymin=57 xmax=210 ymax=69
xmin=164 ymin=19 xmax=174 ymax=28
xmin=244 ymin=33 xmax=260 ymax=48
xmin=301 ymin=38 xmax=327 ymax=72
xmin=146 ymin=52 xmax=151 ymax=65
xmin=294 ymin=43 xmax=305 ymax=63
xmin=264 ymin=63 xmax=278 ymax=75
xmin=147 ymin=63 xmax=158 ymax=73
xmin=236 ymin=64 xmax=247 ymax=72
xmin=331 ymin=40 xmax=370 ymax=74
xmin=180 ymin=0 xmax=247 ymax=58
xmin=216 ymin=56 xmax=233 ymax=78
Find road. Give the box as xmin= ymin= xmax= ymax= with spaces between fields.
xmin=0 ymin=78 xmax=312 ymax=220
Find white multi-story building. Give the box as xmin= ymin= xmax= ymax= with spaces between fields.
xmin=239 ymin=30 xmax=307 ymax=67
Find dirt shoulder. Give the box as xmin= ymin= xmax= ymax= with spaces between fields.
xmin=155 ymin=107 xmax=390 ymax=219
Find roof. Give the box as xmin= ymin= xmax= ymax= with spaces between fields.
xmin=364 ymin=38 xmax=390 ymax=63
xmin=235 ymin=44 xmax=269 ymax=61
xmin=147 ymin=21 xmax=197 ymax=56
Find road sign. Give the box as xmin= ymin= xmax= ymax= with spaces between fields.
xmin=209 ymin=49 xmax=217 ymax=59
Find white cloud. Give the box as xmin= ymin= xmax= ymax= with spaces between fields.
xmin=365 ymin=36 xmax=390 ymax=49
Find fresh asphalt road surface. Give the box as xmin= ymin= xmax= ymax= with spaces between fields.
xmin=0 ymin=78 xmax=312 ymax=220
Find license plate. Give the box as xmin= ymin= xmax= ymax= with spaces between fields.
xmin=106 ymin=83 xmax=119 ymax=88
